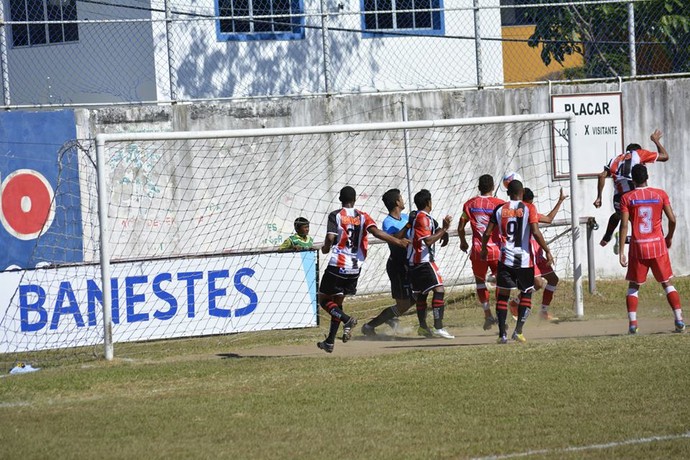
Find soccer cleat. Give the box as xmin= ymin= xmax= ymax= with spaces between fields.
xmin=511 ymin=331 xmax=527 ymax=343
xmin=361 ymin=323 xmax=377 ymax=337
xmin=317 ymin=341 xmax=334 ymax=353
xmin=385 ymin=317 xmax=400 ymax=333
xmin=342 ymin=317 xmax=358 ymax=343
xmin=417 ymin=326 xmax=434 ymax=338
xmin=483 ymin=316 xmax=497 ymax=331
xmin=674 ymin=321 xmax=686 ymax=333
xmin=432 ymin=328 xmax=455 ymax=339
xmin=509 ymin=298 xmax=519 ymax=321
xmin=539 ymin=310 xmax=558 ymax=322
xmin=628 ymin=325 xmax=638 ymax=335
xmin=497 ymin=334 xmax=508 ymax=344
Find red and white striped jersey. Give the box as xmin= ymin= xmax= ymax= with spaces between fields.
xmin=462 ymin=195 xmax=505 ymax=261
xmin=605 ymin=149 xmax=658 ymax=195
xmin=325 ymin=207 xmax=377 ymax=274
xmin=619 ymin=187 xmax=670 ymax=259
xmin=407 ymin=210 xmax=438 ymax=266
xmin=490 ymin=200 xmax=539 ymax=268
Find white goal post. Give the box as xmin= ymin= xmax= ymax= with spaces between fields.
xmin=95 ymin=112 xmax=581 ymax=361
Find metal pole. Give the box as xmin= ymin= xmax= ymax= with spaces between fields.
xmin=628 ymin=1 xmax=636 ymax=77
xmin=567 ymin=116 xmax=584 ymax=317
xmin=473 ymin=0 xmax=483 ymax=88
xmin=0 ymin=1 xmax=11 ymax=106
xmin=96 ymin=136 xmax=114 ymax=360
xmin=319 ymin=0 xmax=332 ymax=94
xmin=586 ymin=217 xmax=597 ymax=294
xmin=400 ymin=98 xmax=413 ymax=207
xmin=164 ymin=0 xmax=177 ymax=101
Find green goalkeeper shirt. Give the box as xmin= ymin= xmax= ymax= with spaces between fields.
xmin=279 ymin=234 xmax=314 ymax=251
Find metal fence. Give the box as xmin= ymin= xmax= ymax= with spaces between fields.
xmin=0 ymin=0 xmax=688 ymax=108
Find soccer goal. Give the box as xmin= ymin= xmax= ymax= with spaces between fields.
xmin=0 ymin=112 xmax=581 ymax=366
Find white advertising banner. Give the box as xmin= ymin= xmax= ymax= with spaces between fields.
xmin=0 ymin=251 xmax=318 ymax=353
xmin=551 ymin=92 xmax=624 ymax=178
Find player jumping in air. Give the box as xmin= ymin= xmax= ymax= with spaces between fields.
xmin=481 ymin=179 xmax=553 ymax=344
xmin=317 ymin=186 xmax=409 ymax=353
xmin=407 ymin=189 xmax=454 ymax=339
xmin=458 ymin=174 xmax=505 ymax=330
xmin=618 ymin=164 xmax=685 ymax=335
xmin=593 ymin=129 xmax=669 ymax=250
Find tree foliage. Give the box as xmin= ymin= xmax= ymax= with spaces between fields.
xmin=525 ymin=0 xmax=690 ymax=77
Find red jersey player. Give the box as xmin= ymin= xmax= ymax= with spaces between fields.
xmin=407 ymin=189 xmax=454 ymax=339
xmin=481 ymin=179 xmax=553 ymax=344
xmin=618 ymin=164 xmax=685 ymax=334
xmin=594 ymin=129 xmax=669 ymax=248
xmin=458 ymin=174 xmax=505 ymax=330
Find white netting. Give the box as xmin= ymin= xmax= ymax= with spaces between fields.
xmin=0 ymin=115 xmax=575 ymax=368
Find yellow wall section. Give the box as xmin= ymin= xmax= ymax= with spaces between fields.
xmin=502 ymin=25 xmax=584 ymax=83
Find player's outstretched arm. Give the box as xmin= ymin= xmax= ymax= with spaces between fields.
xmin=370 ymin=226 xmax=409 ymax=248
xmin=458 ymin=214 xmax=470 ymax=253
xmin=663 ymin=203 xmax=676 ymax=248
xmin=530 ymin=223 xmax=553 ymax=266
xmin=618 ymin=212 xmax=629 ymax=266
xmin=650 ymin=129 xmax=669 ymax=162
xmin=540 ymin=188 xmax=569 ymax=224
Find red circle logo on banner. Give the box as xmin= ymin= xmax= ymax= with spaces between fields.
xmin=0 ymin=169 xmax=55 ymax=240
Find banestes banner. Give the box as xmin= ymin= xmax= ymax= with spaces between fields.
xmin=0 ymin=110 xmax=83 ymax=270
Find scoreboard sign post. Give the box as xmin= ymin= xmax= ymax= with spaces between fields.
xmin=551 ymin=92 xmax=624 ymax=178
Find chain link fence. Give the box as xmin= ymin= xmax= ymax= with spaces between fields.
xmin=0 ymin=0 xmax=688 ymax=108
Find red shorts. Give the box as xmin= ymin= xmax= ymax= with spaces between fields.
xmin=625 ymin=252 xmax=673 ymax=284
xmin=470 ymin=249 xmax=499 ymax=281
xmin=533 ymin=254 xmax=553 ymax=277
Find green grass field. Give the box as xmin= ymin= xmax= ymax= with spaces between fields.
xmin=1 ymin=278 xmax=689 ymax=459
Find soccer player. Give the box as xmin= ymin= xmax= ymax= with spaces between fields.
xmin=520 ymin=187 xmax=568 ymax=321
xmin=593 ymin=129 xmax=669 ymax=249
xmin=362 ymin=188 xmax=416 ymax=337
xmin=317 ymin=186 xmax=409 ymax=353
xmin=458 ymin=174 xmax=505 ymax=330
xmin=278 ymin=217 xmax=313 ymax=250
xmin=481 ymin=180 xmax=553 ymax=344
xmin=618 ymin=164 xmax=685 ymax=334
xmin=407 ymin=189 xmax=454 ymax=339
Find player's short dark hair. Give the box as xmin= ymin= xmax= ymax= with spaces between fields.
xmin=478 ymin=174 xmax=494 ymax=194
xmin=414 ymin=189 xmax=432 ymax=209
xmin=631 ymin=164 xmax=648 ymax=185
xmin=294 ymin=216 xmax=309 ymax=231
xmin=626 ymin=143 xmax=642 ymax=152
xmin=507 ymin=179 xmax=523 ymax=199
xmin=339 ymin=186 xmax=356 ymax=204
xmin=523 ymin=187 xmax=534 ymax=202
xmin=382 ymin=189 xmax=401 ymax=211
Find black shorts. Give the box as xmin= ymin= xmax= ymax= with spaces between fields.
xmin=386 ymin=258 xmax=411 ymax=300
xmin=319 ymin=265 xmax=359 ymax=296
xmin=613 ymin=193 xmax=623 ymax=213
xmin=408 ymin=262 xmax=443 ymax=295
xmin=496 ymin=262 xmax=535 ymax=293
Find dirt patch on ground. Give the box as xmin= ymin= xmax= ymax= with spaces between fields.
xmin=229 ymin=317 xmax=680 ymax=358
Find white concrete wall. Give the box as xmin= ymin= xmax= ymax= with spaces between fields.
xmin=80 ymin=78 xmax=690 ymax=292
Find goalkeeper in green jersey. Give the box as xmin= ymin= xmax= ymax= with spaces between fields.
xmin=279 ymin=217 xmax=314 ymax=251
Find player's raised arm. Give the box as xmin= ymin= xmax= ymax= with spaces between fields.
xmin=650 ymin=129 xmax=669 ymax=162
xmin=424 ymin=215 xmax=451 ymax=247
xmin=540 ymin=188 xmax=568 ymax=224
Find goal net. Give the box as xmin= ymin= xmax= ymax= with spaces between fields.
xmin=0 ymin=113 xmax=580 ymax=369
